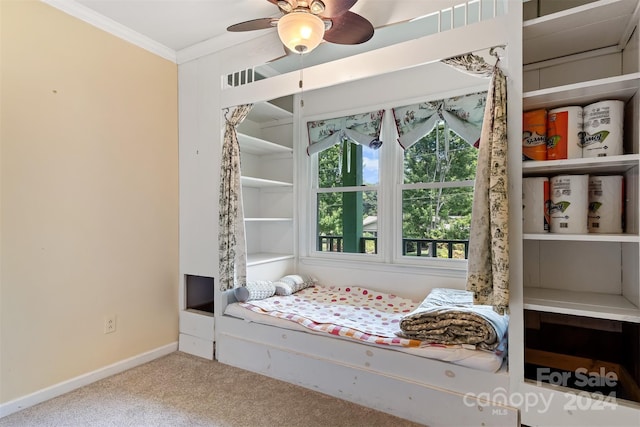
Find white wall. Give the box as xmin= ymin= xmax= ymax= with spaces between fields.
xmin=0 ymin=1 xmax=179 ymax=404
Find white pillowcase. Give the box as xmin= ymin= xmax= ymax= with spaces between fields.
xmin=273 ymin=274 xmax=317 ymax=296
xmin=234 ymin=280 xmax=276 ymax=302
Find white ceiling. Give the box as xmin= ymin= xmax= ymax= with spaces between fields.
xmin=74 ymin=0 xmax=280 ymax=52
xmin=49 ymin=0 xmax=451 ymax=59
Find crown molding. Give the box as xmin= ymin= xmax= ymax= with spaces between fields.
xmin=41 ymin=0 xmax=177 ymax=63
xmin=176 ymin=30 xmax=273 ymax=65
xmin=176 ymin=32 xmax=238 ymax=65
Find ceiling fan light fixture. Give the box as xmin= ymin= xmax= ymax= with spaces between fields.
xmin=309 ymin=0 xmax=325 ymax=15
xmin=277 ymin=1 xmax=294 ymax=13
xmin=277 ymin=11 xmax=325 ymax=54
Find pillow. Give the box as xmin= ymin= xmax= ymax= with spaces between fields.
xmin=234 ymin=280 xmax=276 ymax=302
xmin=273 ymin=274 xmax=317 ymax=296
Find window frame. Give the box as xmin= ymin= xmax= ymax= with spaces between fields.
xmin=307 ymin=111 xmax=386 ymax=262
xmin=299 ymin=87 xmax=486 ymax=274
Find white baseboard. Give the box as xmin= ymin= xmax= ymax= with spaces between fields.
xmin=0 ymin=342 xmax=178 ymax=419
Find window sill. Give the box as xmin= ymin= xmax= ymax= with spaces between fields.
xmin=299 ymin=255 xmax=468 ymax=279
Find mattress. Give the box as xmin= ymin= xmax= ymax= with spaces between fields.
xmin=223 ymin=285 xmax=507 ymax=372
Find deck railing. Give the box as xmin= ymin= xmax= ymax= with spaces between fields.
xmin=318 ymin=236 xmax=469 ymax=259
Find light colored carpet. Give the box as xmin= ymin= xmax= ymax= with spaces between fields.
xmin=0 ymin=351 xmax=424 ymax=427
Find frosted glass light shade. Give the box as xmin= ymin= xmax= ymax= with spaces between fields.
xmin=277 ymin=12 xmax=325 ymax=54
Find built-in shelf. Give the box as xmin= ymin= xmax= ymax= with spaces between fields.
xmin=238 ymin=133 xmax=293 ymax=155
xmin=524 ymin=287 xmax=640 ymax=323
xmin=522 ymin=153 xmax=640 ymax=175
xmin=241 ymin=176 xmax=293 ymax=188
xmin=240 ymin=97 xmax=295 ymax=275
xmin=524 ymin=233 xmax=640 ymax=242
xmin=523 ymin=73 xmax=640 ymax=110
xmin=247 ymin=253 xmax=295 ymax=266
xmin=523 ymin=0 xmax=638 ymax=64
xmin=248 ymin=101 xmax=293 ymax=123
xmin=518 ymin=0 xmax=640 ymax=422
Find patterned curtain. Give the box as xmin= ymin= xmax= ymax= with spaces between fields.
xmin=392 ymin=91 xmax=487 ymax=149
xmin=441 ymin=52 xmax=494 ymax=78
xmin=449 ymin=52 xmax=509 ymax=314
xmin=307 ymin=110 xmax=384 ymax=155
xmin=219 ymin=104 xmax=252 ymax=291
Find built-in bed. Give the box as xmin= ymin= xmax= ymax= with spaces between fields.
xmin=224 ymin=282 xmax=507 ymax=372
xmin=216 ymin=279 xmax=517 ymax=426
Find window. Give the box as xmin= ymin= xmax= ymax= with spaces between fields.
xmin=307 ymin=91 xmax=485 ymax=267
xmin=309 ymin=111 xmax=383 ymax=255
xmin=401 ymin=122 xmax=477 ymax=260
xmin=316 ymin=141 xmax=379 ymax=254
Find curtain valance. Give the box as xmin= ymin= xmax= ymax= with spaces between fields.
xmin=307 ymin=109 xmax=384 ymax=155
xmin=392 ymin=91 xmax=487 ymax=150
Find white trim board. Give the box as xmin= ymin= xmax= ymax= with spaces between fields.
xmin=40 ymin=0 xmax=177 ymax=63
xmin=0 ymin=342 xmax=178 ymax=419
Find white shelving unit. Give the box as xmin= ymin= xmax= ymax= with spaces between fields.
xmin=238 ymin=99 xmax=295 ymax=279
xmin=522 ymin=0 xmax=638 ymax=64
xmin=518 ymin=1 xmax=640 ymax=424
xmin=522 ymin=0 xmax=640 ymax=323
xmin=522 ymin=144 xmax=640 ymax=323
xmin=524 ymin=287 xmax=640 ymax=322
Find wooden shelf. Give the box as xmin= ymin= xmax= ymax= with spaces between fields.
xmin=241 ymin=176 xmax=293 ymax=188
xmin=524 ymin=287 xmax=640 ymax=323
xmin=523 ymin=73 xmax=640 ymax=111
xmin=238 ymin=133 xmax=292 ymax=155
xmin=523 ymin=0 xmax=638 ymax=64
xmin=247 ymin=253 xmax=295 ymax=266
xmin=522 ymin=153 xmax=640 ymax=176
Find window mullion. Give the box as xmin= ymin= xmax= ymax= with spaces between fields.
xmin=383 ymin=112 xmax=402 ymax=264
xmin=401 ymin=180 xmax=475 ymax=190
xmin=315 ymin=185 xmax=378 ymax=193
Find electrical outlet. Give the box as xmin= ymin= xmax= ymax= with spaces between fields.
xmin=104 ymin=315 xmax=116 ymax=334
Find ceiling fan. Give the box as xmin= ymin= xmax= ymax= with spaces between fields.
xmin=227 ymin=0 xmax=374 ymax=54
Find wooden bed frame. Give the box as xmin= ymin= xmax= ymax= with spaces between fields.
xmin=215 ymin=291 xmax=518 ymax=426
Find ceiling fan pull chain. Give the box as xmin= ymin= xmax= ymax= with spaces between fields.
xmin=299 ymin=54 xmax=305 ymax=108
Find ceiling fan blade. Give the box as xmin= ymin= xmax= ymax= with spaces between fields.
xmin=227 ymin=18 xmax=277 ymax=32
xmin=323 ymin=11 xmax=373 ymax=45
xmin=320 ymin=0 xmax=358 ymax=17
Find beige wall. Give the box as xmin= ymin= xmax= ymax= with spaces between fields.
xmin=0 ymin=1 xmax=178 ymax=403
